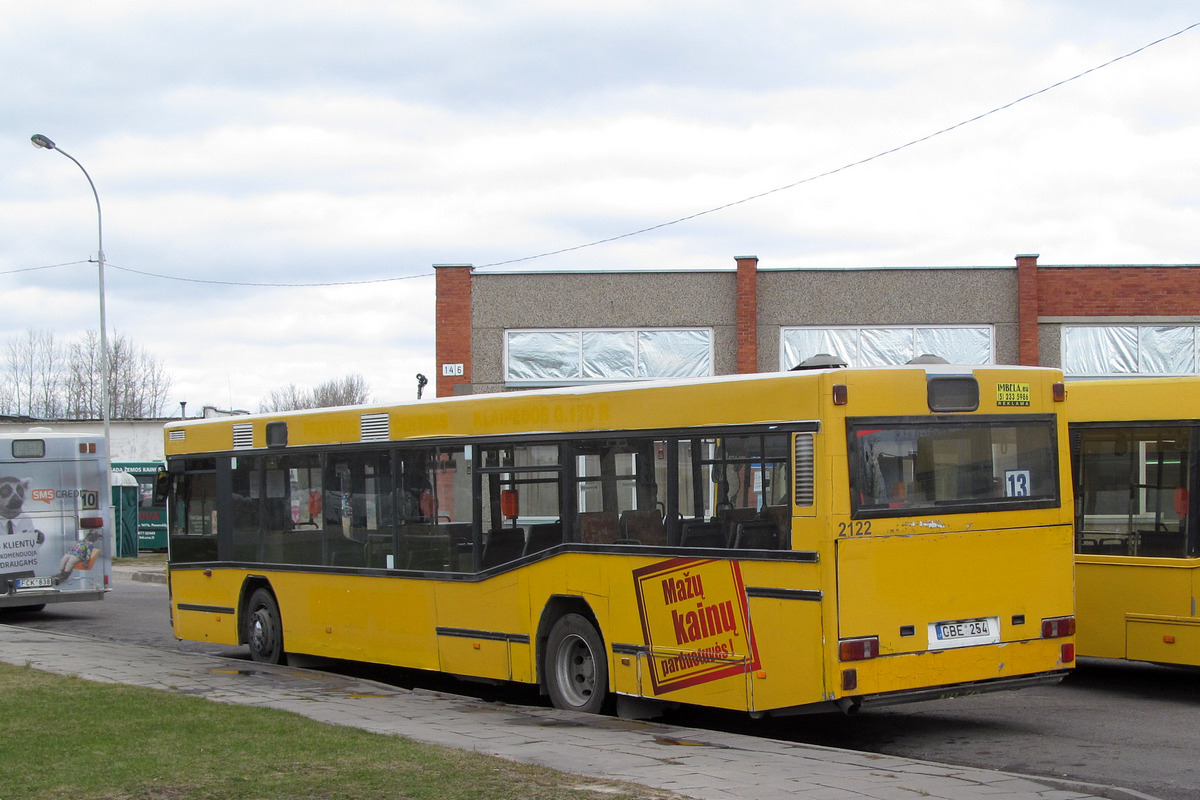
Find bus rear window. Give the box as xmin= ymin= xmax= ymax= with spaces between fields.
xmin=849 ymin=416 xmax=1059 ymax=517
xmin=12 ymin=439 xmax=45 ymax=458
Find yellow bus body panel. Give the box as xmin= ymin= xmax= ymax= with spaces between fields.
xmin=842 ymin=637 xmax=1070 ymax=696
xmin=836 ymin=524 xmax=1075 ymax=650
xmin=1068 ymin=377 xmax=1200 ymax=664
xmin=171 ymin=569 xmax=243 ymax=646
xmin=1075 ymin=556 xmax=1200 ymax=663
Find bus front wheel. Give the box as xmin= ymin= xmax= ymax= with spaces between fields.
xmin=246 ymin=588 xmax=286 ymax=665
xmin=545 ymin=613 xmax=609 ymax=714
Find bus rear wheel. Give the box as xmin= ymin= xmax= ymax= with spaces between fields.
xmin=545 ymin=613 xmax=609 ymax=714
xmin=246 ymin=588 xmax=286 ymax=665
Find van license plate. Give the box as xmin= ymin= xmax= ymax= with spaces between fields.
xmin=15 ymin=576 xmax=53 ymax=590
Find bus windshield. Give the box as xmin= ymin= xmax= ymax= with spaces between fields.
xmin=850 ymin=416 xmax=1059 ymax=516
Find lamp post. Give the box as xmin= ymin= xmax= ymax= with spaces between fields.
xmin=30 ymin=134 xmax=113 ymax=480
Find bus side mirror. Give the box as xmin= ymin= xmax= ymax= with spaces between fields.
xmin=154 ymin=469 xmax=171 ymax=504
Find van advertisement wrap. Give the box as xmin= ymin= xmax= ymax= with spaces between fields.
xmin=1 ymin=462 xmax=107 ymax=595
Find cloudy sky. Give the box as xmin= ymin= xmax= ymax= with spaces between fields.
xmin=2 ymin=2 xmax=1197 ymax=414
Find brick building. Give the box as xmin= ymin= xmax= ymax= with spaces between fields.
xmin=434 ymin=255 xmax=1200 ymax=397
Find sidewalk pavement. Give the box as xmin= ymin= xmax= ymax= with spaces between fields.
xmin=0 ymin=565 xmax=1154 ymax=800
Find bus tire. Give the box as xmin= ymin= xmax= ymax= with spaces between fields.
xmin=246 ymin=588 xmax=286 ymax=665
xmin=545 ymin=613 xmax=609 ymax=714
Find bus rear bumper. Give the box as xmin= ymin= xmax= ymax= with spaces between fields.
xmin=849 ymin=669 xmax=1068 ymax=712
xmin=751 ymin=670 xmax=1068 ymax=719
xmin=0 ymin=588 xmax=108 ymax=609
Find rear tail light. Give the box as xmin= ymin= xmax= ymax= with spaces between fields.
xmin=1061 ymin=643 xmax=1075 ymax=663
xmin=1041 ymin=615 xmax=1075 ymax=638
xmin=79 ymin=517 xmax=104 ymax=529
xmin=839 ymin=636 xmax=879 ymax=661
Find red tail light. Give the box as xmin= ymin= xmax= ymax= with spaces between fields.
xmin=1061 ymin=643 xmax=1075 ymax=663
xmin=839 ymin=636 xmax=879 ymax=661
xmin=1041 ymin=616 xmax=1075 ymax=638
xmin=80 ymin=517 xmax=104 ymax=529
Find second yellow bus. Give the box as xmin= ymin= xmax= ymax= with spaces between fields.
xmin=1069 ymin=376 xmax=1200 ymax=666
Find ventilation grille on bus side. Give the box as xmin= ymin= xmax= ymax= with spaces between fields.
xmin=360 ymin=413 xmax=390 ymax=442
xmin=232 ymin=422 xmax=254 ymax=450
xmin=167 ymin=430 xmax=186 ymax=441
xmin=794 ymin=433 xmax=815 ymax=507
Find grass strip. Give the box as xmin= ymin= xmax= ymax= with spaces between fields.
xmin=0 ymin=662 xmax=682 ymax=800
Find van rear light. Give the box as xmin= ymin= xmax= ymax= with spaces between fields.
xmin=1041 ymin=615 xmax=1075 ymax=638
xmin=1061 ymin=643 xmax=1075 ymax=663
xmin=839 ymin=636 xmax=879 ymax=661
xmin=80 ymin=517 xmax=104 ymax=529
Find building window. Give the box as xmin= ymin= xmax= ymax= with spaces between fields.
xmin=780 ymin=326 xmax=993 ymax=370
xmin=506 ymin=328 xmax=713 ymax=386
xmin=1062 ymin=325 xmax=1199 ymax=377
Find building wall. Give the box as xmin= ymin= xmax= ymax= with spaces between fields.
xmin=435 ymin=255 xmax=1200 ymax=396
xmin=757 ymin=267 xmax=1018 ymax=370
xmin=470 ymin=270 xmax=736 ymax=394
xmin=1038 ymin=265 xmax=1200 ymax=317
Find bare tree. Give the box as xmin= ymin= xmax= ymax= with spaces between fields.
xmin=260 ymin=374 xmax=371 ymax=411
xmin=311 ymin=374 xmax=370 ymax=408
xmin=63 ymin=331 xmax=102 ymax=419
xmin=3 ymin=329 xmax=64 ymax=418
xmin=261 ymin=383 xmax=312 ymax=413
xmin=0 ymin=328 xmax=178 ymax=420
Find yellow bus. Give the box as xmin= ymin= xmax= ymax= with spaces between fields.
xmin=1068 ymin=376 xmax=1200 ymax=666
xmin=164 ymin=364 xmax=1075 ymax=717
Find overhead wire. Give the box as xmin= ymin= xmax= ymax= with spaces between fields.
xmin=9 ymin=21 xmax=1198 ymax=288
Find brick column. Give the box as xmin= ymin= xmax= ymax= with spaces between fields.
xmin=1016 ymin=254 xmax=1040 ymax=366
xmin=735 ymin=255 xmax=759 ymax=373
xmin=434 ymin=264 xmax=473 ymax=397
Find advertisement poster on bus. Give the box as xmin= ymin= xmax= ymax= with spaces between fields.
xmin=633 ymin=557 xmax=760 ymax=695
xmin=0 ymin=463 xmax=105 ymax=593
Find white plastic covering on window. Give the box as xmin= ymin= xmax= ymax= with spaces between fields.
xmin=1141 ymin=327 xmax=1196 ymax=374
xmin=859 ymin=328 xmax=914 ymax=366
xmin=636 ymin=329 xmax=712 ymax=378
xmin=507 ymin=328 xmax=712 ymax=383
xmin=506 ymin=331 xmax=581 ymax=381
xmin=1062 ymin=325 xmax=1199 ymax=376
xmin=916 ymin=328 xmax=992 ymax=365
xmin=781 ymin=329 xmax=858 ymax=368
xmin=582 ymin=330 xmax=636 ymax=379
xmin=781 ymin=326 xmax=993 ymax=370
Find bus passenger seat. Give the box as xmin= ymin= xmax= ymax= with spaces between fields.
xmin=620 ymin=510 xmax=666 ymax=546
xmin=482 ymin=528 xmax=526 ymax=568
xmin=525 ymin=522 xmax=563 ymax=556
xmin=680 ymin=520 xmax=726 ymax=548
xmin=734 ymin=520 xmax=779 ymax=550
xmin=576 ymin=512 xmax=620 ymax=544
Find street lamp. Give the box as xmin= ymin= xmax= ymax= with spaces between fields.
xmin=30 ymin=134 xmax=113 ymax=479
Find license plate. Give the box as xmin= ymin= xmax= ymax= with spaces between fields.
xmin=15 ymin=576 xmax=53 ymax=590
xmin=928 ymin=616 xmax=1000 ymax=650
